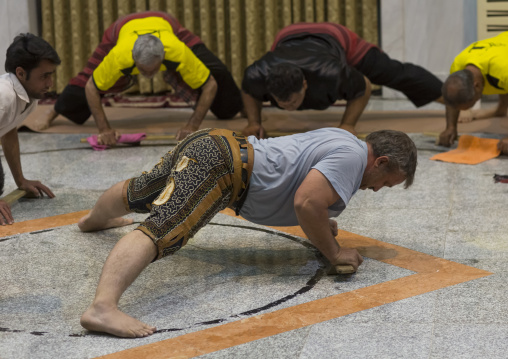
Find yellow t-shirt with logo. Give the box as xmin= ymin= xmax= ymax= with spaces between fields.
xmin=92 ymin=16 xmax=210 ymax=91
xmin=450 ymin=32 xmax=508 ymax=95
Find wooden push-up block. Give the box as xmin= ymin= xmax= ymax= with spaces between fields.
xmin=326 ymin=264 xmax=356 ymax=275
xmin=1 ymin=189 xmax=28 ymax=206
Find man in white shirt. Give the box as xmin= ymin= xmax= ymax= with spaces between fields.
xmin=77 ymin=128 xmax=417 ymax=338
xmin=0 ymin=33 xmax=61 ymax=225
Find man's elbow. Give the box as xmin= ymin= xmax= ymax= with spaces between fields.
xmin=85 ymin=78 xmax=99 ymax=96
xmin=363 ymin=78 xmax=372 ymax=98
xmin=294 ymin=194 xmax=317 ymax=215
xmin=205 ymin=75 xmax=218 ymax=94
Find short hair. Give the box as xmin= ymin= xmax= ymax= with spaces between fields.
xmin=132 ymin=34 xmax=165 ymax=66
xmin=266 ymin=63 xmax=305 ymax=102
xmin=0 ymin=159 xmax=4 ymax=197
xmin=366 ymin=130 xmax=418 ymax=189
xmin=5 ymin=33 xmax=61 ymax=79
xmin=442 ymin=69 xmax=476 ymax=106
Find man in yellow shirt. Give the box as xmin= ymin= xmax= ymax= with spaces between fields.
xmin=36 ymin=11 xmax=242 ymax=142
xmin=439 ymin=32 xmax=508 ymax=153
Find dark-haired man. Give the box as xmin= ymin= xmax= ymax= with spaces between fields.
xmin=438 ymin=32 xmax=508 ymax=153
xmin=242 ymin=22 xmax=443 ymax=138
xmin=0 ymin=33 xmax=60 ymax=225
xmin=78 ymin=127 xmax=417 ymax=338
xmin=35 ymin=11 xmax=242 ymax=142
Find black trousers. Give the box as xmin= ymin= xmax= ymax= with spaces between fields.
xmin=354 ymin=48 xmax=443 ymax=107
xmin=54 ymin=43 xmax=242 ymax=124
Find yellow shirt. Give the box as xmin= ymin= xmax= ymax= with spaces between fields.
xmin=92 ymin=16 xmax=210 ymax=91
xmin=450 ymin=32 xmax=508 ymax=95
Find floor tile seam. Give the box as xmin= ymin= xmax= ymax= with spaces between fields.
xmin=440 ymin=181 xmax=458 ymax=259
xmin=427 ymin=321 xmax=437 ymax=359
xmin=295 ymin=326 xmax=313 ymax=359
xmin=431 ymin=320 xmax=508 ymax=326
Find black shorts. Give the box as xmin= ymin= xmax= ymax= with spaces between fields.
xmin=355 ymin=48 xmax=443 ymax=107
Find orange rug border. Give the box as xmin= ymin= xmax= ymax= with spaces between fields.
xmin=0 ymin=209 xmax=492 ymax=359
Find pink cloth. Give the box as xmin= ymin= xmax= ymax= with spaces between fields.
xmin=86 ymin=133 xmax=147 ymax=151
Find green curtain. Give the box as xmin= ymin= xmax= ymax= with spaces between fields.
xmin=41 ymin=0 xmax=379 ymax=94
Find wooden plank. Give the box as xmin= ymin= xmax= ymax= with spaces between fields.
xmin=80 ymin=132 xmax=370 ymax=143
xmin=80 ymin=135 xmax=177 ymax=143
xmin=1 ymin=189 xmax=28 ymax=206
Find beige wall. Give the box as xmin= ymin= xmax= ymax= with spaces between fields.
xmin=0 ymin=0 xmax=39 ymax=75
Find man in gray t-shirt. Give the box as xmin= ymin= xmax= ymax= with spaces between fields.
xmin=78 ymin=128 xmax=417 ymax=338
xmin=241 ymin=128 xmax=368 ymax=226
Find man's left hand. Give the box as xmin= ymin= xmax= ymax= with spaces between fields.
xmin=97 ymin=129 xmax=119 ymax=146
xmin=176 ymin=124 xmax=199 ymax=141
xmin=18 ymin=179 xmax=55 ymax=199
xmin=0 ymin=200 xmax=13 ymax=225
xmin=498 ymin=137 xmax=508 ymax=155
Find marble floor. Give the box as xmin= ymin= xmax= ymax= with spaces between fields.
xmin=1 ymin=100 xmax=508 ymax=358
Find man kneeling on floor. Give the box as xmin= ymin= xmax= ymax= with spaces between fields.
xmin=79 ymin=128 xmax=417 ymax=338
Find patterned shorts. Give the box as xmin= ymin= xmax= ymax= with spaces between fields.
xmin=123 ymin=129 xmax=253 ymax=260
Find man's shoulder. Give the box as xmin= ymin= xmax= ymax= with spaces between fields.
xmin=308 ymin=127 xmax=362 ymax=143
xmin=102 ymin=40 xmax=136 ymax=70
xmin=0 ymin=75 xmax=17 ymax=109
xmin=242 ymin=56 xmax=273 ymax=95
xmin=243 ymin=53 xmax=273 ymax=79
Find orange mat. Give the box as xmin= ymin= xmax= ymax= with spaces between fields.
xmin=431 ymin=134 xmax=501 ymax=165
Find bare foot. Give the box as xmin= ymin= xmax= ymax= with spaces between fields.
xmin=81 ymin=303 xmax=156 ymax=338
xmin=458 ymin=109 xmax=474 ymax=123
xmin=31 ymin=107 xmax=58 ymax=131
xmin=78 ymin=212 xmax=133 ymax=232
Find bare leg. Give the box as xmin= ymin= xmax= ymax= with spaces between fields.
xmin=80 ymin=230 xmax=158 ymax=337
xmin=31 ymin=107 xmax=59 ymax=131
xmin=79 ymin=180 xmax=133 ymax=232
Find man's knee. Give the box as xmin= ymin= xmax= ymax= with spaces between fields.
xmin=54 ymin=85 xmax=91 ymax=124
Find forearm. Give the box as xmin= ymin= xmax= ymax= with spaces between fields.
xmin=241 ymin=91 xmax=262 ymax=126
xmin=187 ymin=77 xmax=218 ymax=128
xmin=340 ymin=77 xmax=371 ymax=127
xmin=295 ymin=201 xmax=341 ymax=264
xmin=445 ymin=105 xmax=460 ymax=130
xmin=85 ymin=78 xmax=110 ymax=131
xmin=1 ymin=128 xmax=24 ymax=186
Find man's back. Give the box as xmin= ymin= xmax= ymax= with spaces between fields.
xmin=451 ymin=31 xmax=508 ymax=95
xmin=242 ymin=35 xmax=365 ymax=110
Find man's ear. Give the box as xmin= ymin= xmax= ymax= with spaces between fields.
xmin=474 ymin=79 xmax=483 ymax=93
xmin=374 ymin=156 xmax=389 ymax=168
xmin=15 ymin=67 xmax=26 ymax=81
xmin=302 ymin=78 xmax=308 ymax=91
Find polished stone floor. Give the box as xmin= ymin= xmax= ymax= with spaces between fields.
xmin=1 ymin=101 xmax=508 ymax=359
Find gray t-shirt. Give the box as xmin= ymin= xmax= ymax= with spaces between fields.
xmin=240 ymin=128 xmax=368 ymax=226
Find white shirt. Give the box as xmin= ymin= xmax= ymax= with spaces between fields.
xmin=0 ymin=73 xmax=37 ymax=138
